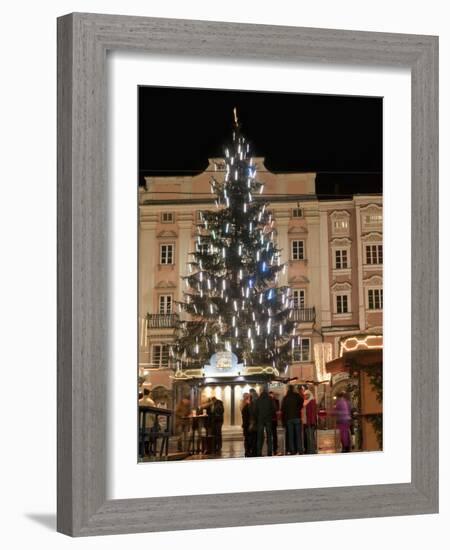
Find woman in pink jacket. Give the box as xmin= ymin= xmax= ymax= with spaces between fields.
xmin=333 ymin=391 xmax=352 ymax=452
xmin=301 ymin=389 xmax=318 ymax=454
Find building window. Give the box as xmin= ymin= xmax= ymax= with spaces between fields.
xmin=197 ymin=211 xmax=204 ymax=222
xmin=293 ymin=338 xmax=311 ymax=362
xmin=291 ymin=240 xmax=305 ymax=260
xmin=159 ymin=295 xmax=172 ymax=314
xmin=335 ymin=249 xmax=349 ymax=269
xmin=196 ymin=243 xmax=209 ymax=255
xmin=152 ymin=344 xmax=170 ymax=369
xmin=336 ymin=294 xmax=349 ymax=314
xmin=365 ymin=244 xmax=383 ymax=265
xmin=364 ymin=214 xmax=382 ymax=224
xmin=292 ymin=207 xmax=303 ymax=218
xmin=161 ymin=212 xmax=174 ymax=223
xmin=368 ymin=288 xmax=383 ymax=310
xmin=292 ymin=289 xmax=305 ymax=309
xmin=160 ymin=244 xmax=174 ymax=265
xmin=333 ymin=219 xmax=349 ymax=232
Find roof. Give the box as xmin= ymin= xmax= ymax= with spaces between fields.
xmin=326 ymin=349 xmax=382 ymax=374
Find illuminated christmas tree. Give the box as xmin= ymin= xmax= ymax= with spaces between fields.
xmin=173 ymin=110 xmax=298 ymax=374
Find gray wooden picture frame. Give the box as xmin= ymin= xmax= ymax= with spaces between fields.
xmin=57 ymin=12 xmax=439 ymax=537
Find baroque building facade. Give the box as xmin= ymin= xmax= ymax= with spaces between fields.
xmin=138 ymin=158 xmax=383 ymax=425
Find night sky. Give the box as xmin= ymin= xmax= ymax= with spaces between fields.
xmin=138 ymin=86 xmax=382 ymax=197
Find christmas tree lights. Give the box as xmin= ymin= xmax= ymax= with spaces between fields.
xmin=173 ymin=109 xmax=297 ymax=373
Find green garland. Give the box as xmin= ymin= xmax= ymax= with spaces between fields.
xmin=349 ymin=364 xmax=383 ymax=448
xmin=350 ymin=364 xmax=383 ymax=403
xmin=366 ymin=413 xmax=383 ymax=449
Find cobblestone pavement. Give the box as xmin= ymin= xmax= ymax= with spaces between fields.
xmin=142 ymin=429 xmax=342 ymax=462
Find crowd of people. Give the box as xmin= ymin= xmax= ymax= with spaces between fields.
xmin=241 ymin=385 xmax=319 ymax=457
xmin=173 ymin=385 xmax=354 ymax=458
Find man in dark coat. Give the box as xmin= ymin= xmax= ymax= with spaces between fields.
xmin=281 ymin=385 xmax=304 ymax=454
xmin=255 ymin=388 xmax=276 ymax=457
xmin=241 ymin=393 xmax=253 ymax=457
xmin=210 ymin=396 xmax=224 ymax=453
xmin=246 ymin=389 xmax=259 ymax=456
xmin=269 ymin=391 xmax=280 ymax=455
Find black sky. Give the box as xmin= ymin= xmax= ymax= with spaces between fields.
xmin=138 ymin=86 xmax=382 ymax=197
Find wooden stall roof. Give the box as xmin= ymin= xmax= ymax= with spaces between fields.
xmin=326 ymin=348 xmax=383 ymax=375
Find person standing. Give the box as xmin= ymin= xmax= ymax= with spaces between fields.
xmin=333 ymin=391 xmax=352 ymax=452
xmin=241 ymin=393 xmax=253 ymax=457
xmin=255 ymin=388 xmax=276 ymax=457
xmin=240 ymin=392 xmax=250 ymax=412
xmin=302 ymin=389 xmax=318 ymax=453
xmin=269 ymin=391 xmax=280 ymax=455
xmin=281 ymin=385 xmax=304 ymax=454
xmin=175 ymin=396 xmax=191 ymax=452
xmin=210 ymin=396 xmax=224 ymax=453
xmin=247 ymin=389 xmax=258 ymax=456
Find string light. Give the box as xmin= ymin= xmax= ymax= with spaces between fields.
xmin=174 ymin=118 xmax=301 ymax=372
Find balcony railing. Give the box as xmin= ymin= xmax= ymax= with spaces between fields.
xmin=147 ymin=313 xmax=179 ymax=329
xmin=146 ymin=309 xmax=314 ymax=329
xmin=290 ymin=306 xmax=316 ymax=323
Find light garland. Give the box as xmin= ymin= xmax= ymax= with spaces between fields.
xmin=173 ymin=115 xmax=298 ymax=373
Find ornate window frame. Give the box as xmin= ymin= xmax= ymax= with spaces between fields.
xmin=364 ymin=274 xmax=384 ymax=311
xmin=360 ymin=203 xmax=383 ymax=232
xmin=330 ymin=236 xmax=352 ymax=276
xmin=330 ymin=209 xmax=351 ymax=236
xmin=331 ymin=281 xmax=352 ymax=319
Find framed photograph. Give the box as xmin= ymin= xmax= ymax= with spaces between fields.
xmin=137 ymin=86 xmax=383 ymax=463
xmin=57 ymin=13 xmax=438 ymax=536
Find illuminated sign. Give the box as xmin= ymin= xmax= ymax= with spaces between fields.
xmin=203 ymin=352 xmax=244 ymax=378
xmin=340 ymin=335 xmax=383 ymax=355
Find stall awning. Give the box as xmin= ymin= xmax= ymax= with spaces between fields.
xmin=326 ymin=348 xmax=382 ymax=375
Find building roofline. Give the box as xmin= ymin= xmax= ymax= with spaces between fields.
xmin=140 ymin=192 xmax=382 ymax=206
